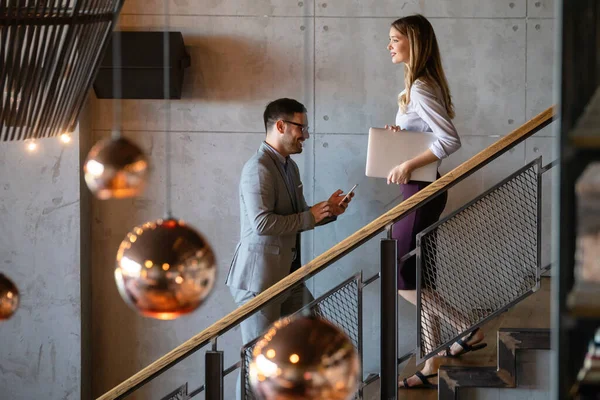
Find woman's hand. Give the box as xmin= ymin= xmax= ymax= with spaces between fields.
xmin=387 ymin=161 xmax=413 ymax=185
xmin=384 ymin=124 xmax=401 ymax=132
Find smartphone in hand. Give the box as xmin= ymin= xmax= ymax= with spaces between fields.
xmin=340 ymin=184 xmax=358 ymax=205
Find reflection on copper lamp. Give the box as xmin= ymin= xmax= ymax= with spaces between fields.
xmin=115 ymin=219 xmax=216 ymax=320
xmin=83 ymin=136 xmax=149 ymax=199
xmin=0 ymin=273 xmax=19 ymax=321
xmin=249 ymin=315 xmax=360 ymax=400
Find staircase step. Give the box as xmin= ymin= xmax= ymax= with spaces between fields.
xmin=438 ymin=328 xmax=550 ymax=399
xmin=439 ymin=366 xmax=507 ymax=388
xmin=497 ymin=328 xmax=551 ymax=381
xmin=396 ymin=276 xmax=551 ymax=400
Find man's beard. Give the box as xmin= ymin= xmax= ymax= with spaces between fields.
xmin=283 ymin=135 xmax=302 ymax=154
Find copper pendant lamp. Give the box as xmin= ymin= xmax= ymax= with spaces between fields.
xmin=115 ymin=218 xmax=216 ymax=320
xmin=83 ymin=135 xmax=149 ymax=200
xmin=0 ymin=273 xmax=19 ymax=320
xmin=250 ymin=315 xmax=360 ymax=400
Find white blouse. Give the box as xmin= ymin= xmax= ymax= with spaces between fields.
xmin=395 ymin=80 xmax=461 ymax=161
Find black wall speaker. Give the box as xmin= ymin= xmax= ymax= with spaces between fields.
xmin=93 ymin=31 xmax=191 ymax=100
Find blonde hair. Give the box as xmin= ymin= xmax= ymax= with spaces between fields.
xmin=392 ymin=15 xmax=455 ymax=119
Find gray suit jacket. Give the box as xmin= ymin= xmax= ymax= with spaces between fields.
xmin=226 ymin=142 xmax=334 ymax=293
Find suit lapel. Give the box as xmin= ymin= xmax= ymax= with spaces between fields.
xmin=289 ymin=162 xmax=303 ymax=211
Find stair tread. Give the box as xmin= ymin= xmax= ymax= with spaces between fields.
xmin=397 ymin=277 xmax=551 ymax=399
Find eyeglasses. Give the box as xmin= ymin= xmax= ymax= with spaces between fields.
xmin=283 ymin=120 xmax=310 ymax=135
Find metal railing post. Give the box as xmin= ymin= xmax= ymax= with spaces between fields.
xmin=381 ymin=227 xmax=398 ymax=400
xmin=205 ymin=348 xmax=224 ymax=400
xmin=358 ymin=272 xmax=364 ymax=399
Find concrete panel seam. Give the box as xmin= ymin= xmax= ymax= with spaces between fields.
xmin=120 ymin=15 xmax=541 ymax=20
xmin=312 ymin=0 xmax=317 ymax=267
xmin=92 ymin=129 xmax=267 ymax=134
xmin=525 ymin=19 xmax=529 ymax=135
xmin=119 ymin=14 xmax=316 ymax=18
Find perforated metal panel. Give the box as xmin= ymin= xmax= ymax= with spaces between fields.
xmin=416 ymin=158 xmax=542 ymax=362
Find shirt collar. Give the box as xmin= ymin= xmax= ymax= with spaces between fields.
xmin=263 ymin=141 xmax=289 ymax=166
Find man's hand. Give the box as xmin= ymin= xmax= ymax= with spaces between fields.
xmin=310 ymin=201 xmax=333 ymax=224
xmin=328 ymin=189 xmax=354 ymax=216
xmin=387 ymin=162 xmax=413 ymax=185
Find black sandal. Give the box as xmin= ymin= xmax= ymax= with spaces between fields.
xmin=444 ymin=327 xmax=488 ymax=358
xmin=399 ymin=370 xmax=438 ymax=389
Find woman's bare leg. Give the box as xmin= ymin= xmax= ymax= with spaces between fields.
xmin=397 ymin=289 xmax=484 ymax=387
xmin=421 ymin=289 xmax=469 ymax=332
xmin=398 ymin=289 xmax=439 ymax=386
xmin=421 ymin=289 xmax=485 ymax=355
xmin=398 ymin=290 xmax=485 ymax=354
xmin=402 ymin=288 xmax=482 ymax=339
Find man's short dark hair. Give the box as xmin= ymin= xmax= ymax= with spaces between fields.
xmin=263 ymin=98 xmax=307 ymax=131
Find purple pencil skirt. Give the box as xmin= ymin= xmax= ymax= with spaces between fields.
xmin=392 ymin=175 xmax=447 ymax=291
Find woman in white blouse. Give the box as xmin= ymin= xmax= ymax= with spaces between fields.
xmin=386 ymin=14 xmax=486 ymax=389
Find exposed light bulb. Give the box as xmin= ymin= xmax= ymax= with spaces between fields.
xmin=25 ymin=139 xmax=37 ymax=152
xmin=59 ymin=133 xmax=71 ymax=144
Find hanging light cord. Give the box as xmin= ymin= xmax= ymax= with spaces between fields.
xmin=163 ymin=0 xmax=173 ymax=219
xmin=112 ymin=28 xmax=122 ymax=140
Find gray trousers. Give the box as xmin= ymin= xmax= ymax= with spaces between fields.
xmin=229 ymin=284 xmax=314 ymax=400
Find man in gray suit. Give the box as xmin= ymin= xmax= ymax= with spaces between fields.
xmin=226 ymin=97 xmax=353 ymax=357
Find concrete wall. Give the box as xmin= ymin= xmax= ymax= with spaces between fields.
xmin=83 ymin=0 xmax=558 ymax=398
xmin=0 ymin=131 xmax=84 ymax=399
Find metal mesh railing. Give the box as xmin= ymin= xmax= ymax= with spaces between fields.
xmin=241 ymin=275 xmax=362 ymax=399
xmin=416 ymin=158 xmax=541 ymax=362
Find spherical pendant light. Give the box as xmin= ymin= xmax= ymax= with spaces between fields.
xmin=115 ymin=218 xmax=216 ymax=320
xmin=0 ymin=273 xmax=19 ymax=321
xmin=83 ymin=136 xmax=149 ymax=200
xmin=249 ymin=315 xmax=360 ymax=400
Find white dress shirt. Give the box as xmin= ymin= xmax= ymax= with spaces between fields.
xmin=395 ymin=79 xmax=461 ymax=163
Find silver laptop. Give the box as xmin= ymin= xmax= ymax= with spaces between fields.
xmin=365 ymin=127 xmax=438 ymax=182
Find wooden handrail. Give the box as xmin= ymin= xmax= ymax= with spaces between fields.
xmin=97 ymin=106 xmax=555 ymax=400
